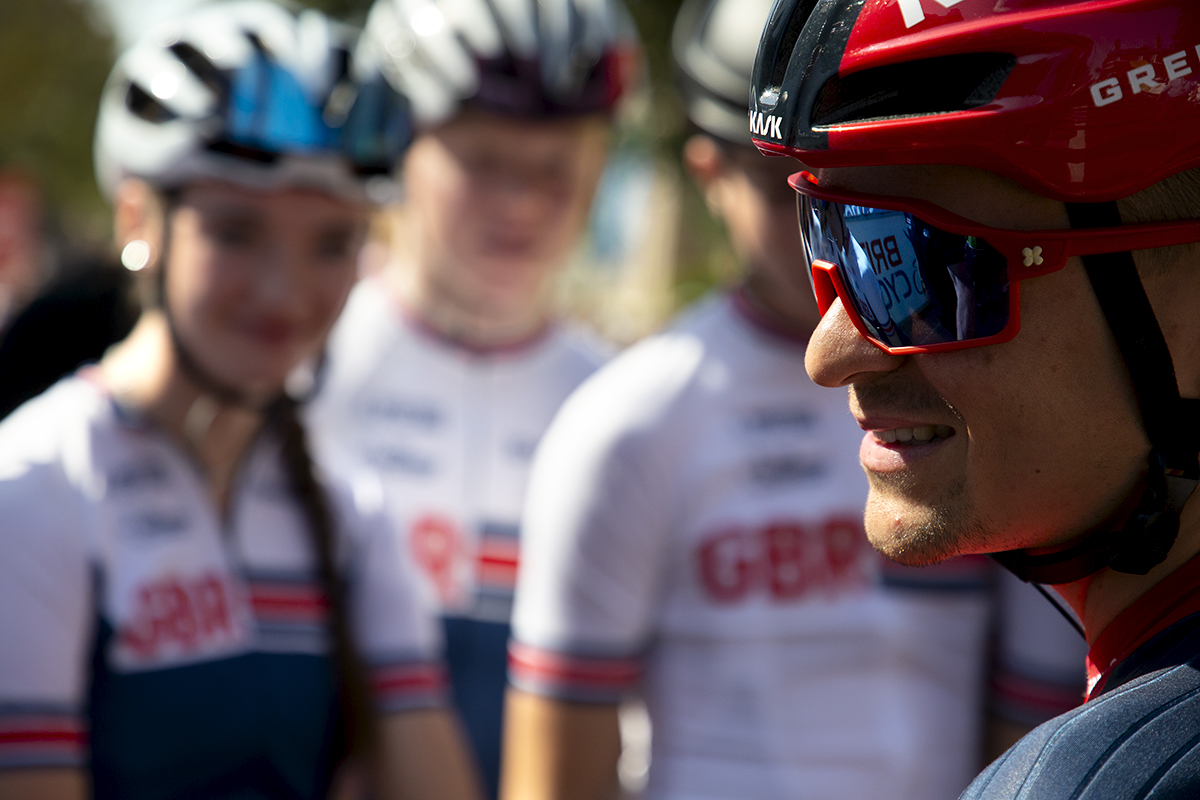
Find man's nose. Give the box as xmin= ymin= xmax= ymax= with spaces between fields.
xmin=805 ymin=296 xmax=905 ymax=388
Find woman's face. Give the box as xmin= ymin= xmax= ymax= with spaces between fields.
xmin=401 ymin=109 xmax=610 ymax=319
xmin=161 ymin=181 xmax=368 ymax=398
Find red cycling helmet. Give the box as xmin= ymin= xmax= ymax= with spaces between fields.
xmin=749 ymin=0 xmax=1200 ymax=203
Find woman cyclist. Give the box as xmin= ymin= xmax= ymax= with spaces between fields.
xmin=0 ymin=3 xmax=480 ymax=799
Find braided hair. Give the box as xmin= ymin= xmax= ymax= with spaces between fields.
xmin=272 ymin=395 xmax=377 ymax=761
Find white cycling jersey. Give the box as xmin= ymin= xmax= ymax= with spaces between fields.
xmin=510 ymin=292 xmax=1087 ymax=800
xmin=0 ymin=373 xmax=443 ymax=775
xmin=307 ymin=277 xmax=610 ymax=623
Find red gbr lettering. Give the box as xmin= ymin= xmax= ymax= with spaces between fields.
xmin=696 ymin=530 xmax=754 ymax=602
xmin=120 ymin=572 xmax=236 ymax=659
xmin=696 ymin=517 xmax=869 ymax=604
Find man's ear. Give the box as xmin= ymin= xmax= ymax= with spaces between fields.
xmin=683 ymin=134 xmax=728 ymax=217
xmin=112 ymin=178 xmax=166 ymax=269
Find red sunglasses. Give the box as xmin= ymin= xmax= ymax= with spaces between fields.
xmin=790 ymin=170 xmax=1200 ymax=354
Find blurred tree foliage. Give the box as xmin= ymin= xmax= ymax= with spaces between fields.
xmin=0 ymin=0 xmax=115 ymax=237
xmin=620 ymin=0 xmax=740 ymax=308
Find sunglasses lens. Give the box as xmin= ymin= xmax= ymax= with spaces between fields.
xmin=799 ymin=196 xmax=1011 ymax=348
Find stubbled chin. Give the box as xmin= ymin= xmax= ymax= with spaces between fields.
xmin=863 ymin=490 xmax=966 ymax=567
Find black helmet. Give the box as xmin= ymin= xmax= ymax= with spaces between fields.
xmin=672 ymin=0 xmax=776 ymax=145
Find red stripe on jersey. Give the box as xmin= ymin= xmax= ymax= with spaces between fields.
xmin=248 ymin=583 xmax=329 ymax=621
xmin=476 ymin=540 xmax=521 ymax=589
xmin=0 ymin=717 xmax=86 ymax=752
xmin=0 ymin=731 xmax=85 ymax=746
xmin=371 ymin=663 xmax=447 ymax=698
xmin=508 ymin=642 xmax=642 ymax=689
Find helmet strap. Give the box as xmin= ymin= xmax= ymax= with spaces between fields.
xmin=166 ymin=318 xmax=270 ymax=411
xmin=991 ymin=201 xmax=1200 ymax=584
xmin=1066 ymin=202 xmax=1200 ymax=480
xmin=156 ymin=201 xmax=276 ymax=416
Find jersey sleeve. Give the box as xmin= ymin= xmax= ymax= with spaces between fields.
xmin=0 ymin=438 xmax=92 ymax=770
xmin=509 ymin=362 xmax=680 ymax=705
xmin=335 ymin=472 xmax=448 ymax=714
xmin=990 ymin=569 xmax=1088 ymax=725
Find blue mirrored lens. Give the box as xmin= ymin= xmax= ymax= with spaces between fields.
xmin=800 ymin=196 xmax=1010 ymax=347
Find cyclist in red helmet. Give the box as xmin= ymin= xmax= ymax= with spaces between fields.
xmin=750 ymin=0 xmax=1200 ymax=797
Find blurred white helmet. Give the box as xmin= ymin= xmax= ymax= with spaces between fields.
xmin=95 ymin=0 xmax=413 ymax=203
xmin=672 ymin=0 xmax=775 ymax=145
xmin=357 ymin=0 xmax=641 ymax=126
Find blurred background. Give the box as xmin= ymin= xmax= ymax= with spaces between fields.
xmin=0 ymin=0 xmax=743 ymax=347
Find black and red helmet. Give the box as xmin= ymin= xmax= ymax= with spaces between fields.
xmin=750 ymin=0 xmax=1200 ymax=202
xmin=752 ymin=0 xmax=1200 ymax=585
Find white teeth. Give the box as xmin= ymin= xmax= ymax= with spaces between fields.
xmin=876 ymin=425 xmax=954 ymax=445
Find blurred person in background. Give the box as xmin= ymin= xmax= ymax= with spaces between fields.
xmin=0 ymin=202 xmax=139 ymax=419
xmin=499 ymin=1 xmax=1087 ymax=799
xmin=0 ymin=0 xmax=140 ymax=421
xmin=0 ymin=173 xmax=43 ymax=330
xmin=0 ymin=3 xmax=481 ymax=799
xmin=306 ymin=1 xmax=640 ymax=796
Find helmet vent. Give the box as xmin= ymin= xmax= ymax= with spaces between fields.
xmin=811 ymin=52 xmax=1015 ymax=128
xmin=125 ymin=83 xmax=178 ymax=124
xmin=768 ymin=0 xmax=822 ymax=91
xmin=169 ymin=42 xmax=228 ymax=97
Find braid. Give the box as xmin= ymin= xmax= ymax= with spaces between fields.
xmin=272 ymin=397 xmax=377 ymax=760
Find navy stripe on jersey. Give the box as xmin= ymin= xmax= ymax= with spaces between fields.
xmin=370 ymin=654 xmax=448 ymax=713
xmin=472 ymin=521 xmax=521 ymax=622
xmin=245 ymin=569 xmax=331 ymax=655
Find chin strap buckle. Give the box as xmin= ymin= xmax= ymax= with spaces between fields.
xmin=1106 ymin=452 xmax=1180 ymax=575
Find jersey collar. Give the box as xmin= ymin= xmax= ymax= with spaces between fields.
xmin=376 ymin=275 xmax=556 ymax=358
xmin=1086 ymin=549 xmax=1200 ymax=700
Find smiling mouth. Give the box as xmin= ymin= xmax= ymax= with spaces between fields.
xmin=873 ymin=425 xmax=956 ymax=444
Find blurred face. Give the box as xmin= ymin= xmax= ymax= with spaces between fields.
xmin=162 ymin=181 xmax=368 ymax=399
xmin=803 ymin=165 xmax=1150 ymax=565
xmin=687 ymin=136 xmax=819 ymax=330
xmin=402 ymin=108 xmax=610 ymax=317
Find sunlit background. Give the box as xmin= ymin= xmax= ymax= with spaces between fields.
xmin=0 ymin=0 xmax=744 ymax=343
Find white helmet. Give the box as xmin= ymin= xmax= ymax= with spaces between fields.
xmin=672 ymin=0 xmax=776 ymax=145
xmin=95 ymin=0 xmax=413 ymax=203
xmin=357 ymin=0 xmax=641 ymax=126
